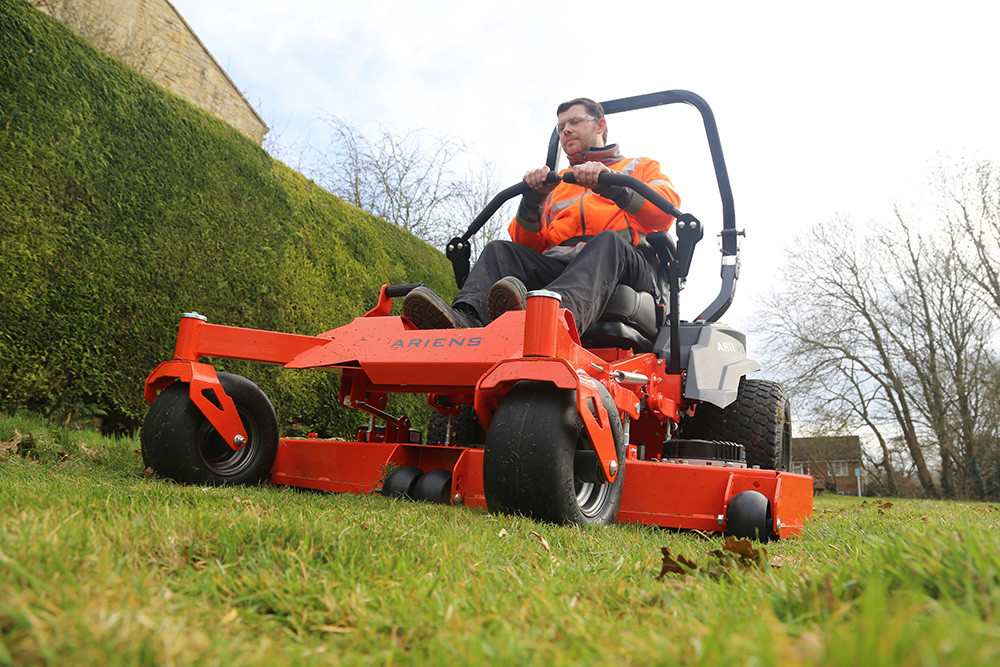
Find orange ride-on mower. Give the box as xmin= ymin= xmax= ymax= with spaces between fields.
xmin=141 ymin=90 xmax=813 ymax=541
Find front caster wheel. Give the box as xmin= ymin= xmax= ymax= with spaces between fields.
xmin=412 ymin=468 xmax=453 ymax=504
xmin=141 ymin=372 xmax=279 ymax=485
xmin=381 ymin=466 xmax=423 ymax=499
xmin=483 ymin=381 xmax=625 ymax=525
xmin=726 ymin=490 xmax=773 ymax=542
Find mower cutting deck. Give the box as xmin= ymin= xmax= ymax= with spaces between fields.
xmin=140 ymin=90 xmax=813 ymax=541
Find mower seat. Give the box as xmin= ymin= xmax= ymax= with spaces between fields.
xmin=582 ymin=284 xmax=659 ymax=352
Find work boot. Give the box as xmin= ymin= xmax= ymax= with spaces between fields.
xmin=488 ymin=276 xmax=528 ymax=321
xmin=403 ymin=286 xmax=480 ymax=330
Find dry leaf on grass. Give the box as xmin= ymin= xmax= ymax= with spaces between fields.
xmin=657 ymin=547 xmax=698 ymax=578
xmin=722 ymin=536 xmax=767 ymax=561
xmin=79 ymin=442 xmax=100 ymax=458
xmin=0 ymin=429 xmax=23 ymax=455
xmin=706 ymin=537 xmax=772 ymax=572
xmin=530 ymin=530 xmax=559 ymax=563
xmin=232 ymin=495 xmax=269 ymax=517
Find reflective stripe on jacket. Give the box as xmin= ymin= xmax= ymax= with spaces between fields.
xmin=508 ymin=156 xmax=680 ymax=252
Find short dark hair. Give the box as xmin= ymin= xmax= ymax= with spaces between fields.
xmin=557 ymin=97 xmax=607 ymax=142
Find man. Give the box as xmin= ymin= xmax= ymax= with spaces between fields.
xmin=403 ymin=97 xmax=680 ymax=335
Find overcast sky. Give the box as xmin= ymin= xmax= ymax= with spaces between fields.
xmin=168 ymin=0 xmax=1000 ymax=333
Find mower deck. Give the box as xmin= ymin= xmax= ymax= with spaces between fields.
xmin=270 ymin=436 xmax=811 ymax=538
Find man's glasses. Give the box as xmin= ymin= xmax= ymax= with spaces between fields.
xmin=556 ymin=115 xmax=597 ymax=133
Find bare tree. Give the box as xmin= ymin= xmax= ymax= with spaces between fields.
xmin=944 ymin=160 xmax=1000 ymax=315
xmin=451 ymin=161 xmax=515 ymax=259
xmin=760 ymin=163 xmax=1000 ymax=499
xmin=943 ymin=160 xmax=1000 ymax=496
xmin=759 ymin=219 xmax=939 ymax=497
xmin=259 ymin=102 xmax=312 ymax=173
xmin=310 ymin=114 xmax=511 ymax=252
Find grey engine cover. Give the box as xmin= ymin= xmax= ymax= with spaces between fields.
xmin=653 ymin=322 xmax=759 ymax=409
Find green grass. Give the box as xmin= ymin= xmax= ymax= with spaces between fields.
xmin=3 ymin=413 xmax=1000 ymax=665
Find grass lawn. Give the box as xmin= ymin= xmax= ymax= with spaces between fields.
xmin=2 ymin=412 xmax=999 ymax=665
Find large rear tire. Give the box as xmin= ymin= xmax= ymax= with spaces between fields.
xmin=426 ymin=405 xmax=486 ymax=446
xmin=683 ymin=378 xmax=791 ymax=470
xmin=483 ymin=381 xmax=625 ymax=525
xmin=141 ymin=372 xmax=279 ymax=485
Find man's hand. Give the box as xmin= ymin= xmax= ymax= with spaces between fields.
xmin=571 ymin=161 xmax=610 ymax=189
xmin=523 ymin=166 xmax=558 ymax=194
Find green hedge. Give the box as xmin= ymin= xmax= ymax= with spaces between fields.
xmin=0 ymin=1 xmax=456 ymax=436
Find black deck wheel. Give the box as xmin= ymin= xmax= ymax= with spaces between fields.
xmin=726 ymin=490 xmax=773 ymax=542
xmin=412 ymin=468 xmax=453 ymax=504
xmin=381 ymin=466 xmax=423 ymax=499
xmin=483 ymin=381 xmax=625 ymax=525
xmin=141 ymin=372 xmax=279 ymax=485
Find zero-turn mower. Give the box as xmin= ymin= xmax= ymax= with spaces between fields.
xmin=141 ymin=90 xmax=813 ymax=541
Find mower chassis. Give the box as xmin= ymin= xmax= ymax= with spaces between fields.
xmin=144 ymin=286 xmax=813 ymax=538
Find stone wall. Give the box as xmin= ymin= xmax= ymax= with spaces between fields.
xmin=30 ymin=0 xmax=268 ymax=144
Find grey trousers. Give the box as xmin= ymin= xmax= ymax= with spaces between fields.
xmin=453 ymin=230 xmax=656 ymax=335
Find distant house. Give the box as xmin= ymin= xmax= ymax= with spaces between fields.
xmin=30 ymin=0 xmax=268 ymax=144
xmin=793 ymin=436 xmax=864 ymax=495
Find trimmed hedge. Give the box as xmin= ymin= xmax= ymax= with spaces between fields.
xmin=0 ymin=1 xmax=456 ymax=435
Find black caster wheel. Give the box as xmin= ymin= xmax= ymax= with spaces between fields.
xmin=726 ymin=490 xmax=773 ymax=542
xmin=412 ymin=468 xmax=453 ymax=504
xmin=381 ymin=466 xmax=423 ymax=499
xmin=484 ymin=381 xmax=625 ymax=525
xmin=141 ymin=372 xmax=278 ymax=485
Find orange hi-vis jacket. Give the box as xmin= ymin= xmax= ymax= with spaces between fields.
xmin=508 ymin=154 xmax=681 ymax=252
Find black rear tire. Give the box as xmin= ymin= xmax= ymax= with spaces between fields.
xmin=483 ymin=381 xmax=625 ymax=525
xmin=141 ymin=372 xmax=279 ymax=485
xmin=682 ymin=378 xmax=791 ymax=470
xmin=427 ymin=405 xmax=486 ymax=446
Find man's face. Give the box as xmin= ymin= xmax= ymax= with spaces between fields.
xmin=557 ymin=104 xmax=606 ymax=156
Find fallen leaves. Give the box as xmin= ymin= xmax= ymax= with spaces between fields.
xmin=711 ymin=536 xmax=768 ymax=563
xmin=494 ymin=526 xmax=561 ymax=566
xmin=530 ymin=530 xmax=559 ymax=564
xmin=658 ymin=549 xmax=698 ymax=577
xmin=0 ymin=429 xmax=24 ymax=455
xmin=232 ymin=495 xmax=269 ymax=517
xmin=657 ymin=537 xmax=773 ymax=579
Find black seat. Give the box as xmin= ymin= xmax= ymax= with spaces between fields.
xmin=582 ymin=284 xmax=659 ymax=352
xmin=580 ymin=232 xmax=679 ymax=352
